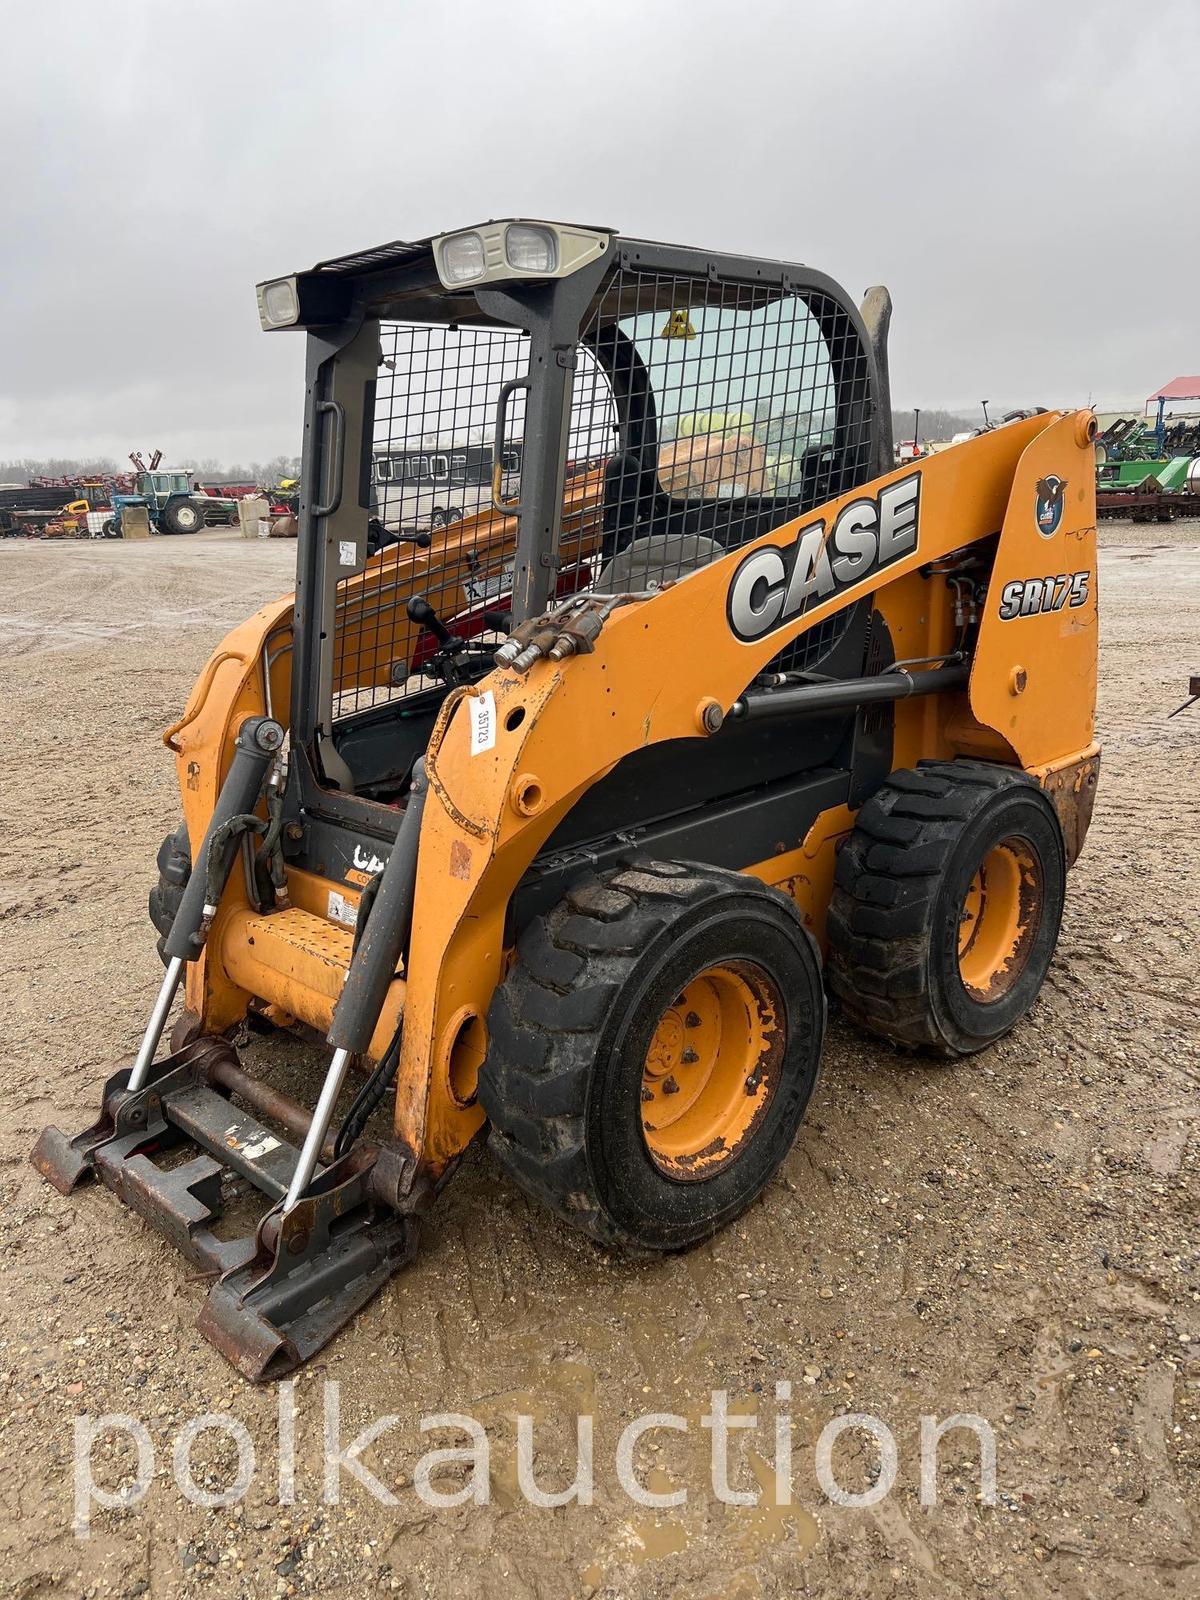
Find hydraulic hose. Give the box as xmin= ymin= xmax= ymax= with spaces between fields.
xmin=162 ymin=717 xmax=284 ymax=962
xmin=332 ymin=1025 xmax=402 ymax=1160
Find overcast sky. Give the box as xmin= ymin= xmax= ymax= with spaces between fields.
xmin=2 ymin=0 xmax=1197 ymax=463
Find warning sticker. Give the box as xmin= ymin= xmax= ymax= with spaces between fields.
xmin=338 ymin=540 xmax=357 ymax=567
xmin=242 ymin=1134 xmax=281 ymax=1161
xmin=463 ymin=558 xmax=513 ymax=606
xmin=469 ymin=690 xmax=497 ymax=755
xmin=328 ymin=889 xmax=358 ymax=928
xmin=660 ymin=309 xmax=697 ymax=341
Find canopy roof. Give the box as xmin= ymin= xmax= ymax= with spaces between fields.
xmin=1148 ymin=375 xmax=1200 ymax=403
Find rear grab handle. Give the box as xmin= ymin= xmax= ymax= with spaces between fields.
xmin=491 ymin=376 xmax=530 ymax=514
xmin=312 ymin=399 xmax=345 ymax=518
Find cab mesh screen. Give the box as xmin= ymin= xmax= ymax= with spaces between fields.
xmin=331 ymin=320 xmax=617 ymax=722
xmin=577 ymin=267 xmax=874 ymax=675
xmin=329 ymin=271 xmax=874 ymax=722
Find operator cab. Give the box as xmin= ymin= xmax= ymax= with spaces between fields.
xmin=257 ymin=221 xmax=890 ymax=823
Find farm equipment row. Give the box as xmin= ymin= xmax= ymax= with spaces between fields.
xmin=1 ymin=451 xmax=286 ymax=538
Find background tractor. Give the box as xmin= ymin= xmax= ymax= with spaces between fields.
xmin=103 ymin=450 xmax=237 ymax=536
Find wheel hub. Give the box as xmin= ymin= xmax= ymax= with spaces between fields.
xmin=640 ymin=962 xmax=782 ymax=1179
xmin=957 ymin=837 xmax=1041 ymax=1000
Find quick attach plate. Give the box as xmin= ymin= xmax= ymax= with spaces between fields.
xmin=31 ymin=1037 xmax=420 ymax=1380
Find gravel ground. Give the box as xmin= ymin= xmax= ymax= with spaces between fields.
xmin=0 ymin=521 xmax=1197 ymax=1600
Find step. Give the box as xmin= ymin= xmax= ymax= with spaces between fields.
xmin=220 ymin=906 xmax=354 ymax=1033
xmin=217 ymin=906 xmax=404 ymax=1057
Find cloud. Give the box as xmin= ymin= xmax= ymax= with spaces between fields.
xmin=2 ymin=0 xmax=1197 ymax=460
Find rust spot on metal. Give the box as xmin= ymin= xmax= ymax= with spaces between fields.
xmin=449 ymin=839 xmax=472 ymax=881
xmin=1040 ymin=750 xmax=1101 ymax=866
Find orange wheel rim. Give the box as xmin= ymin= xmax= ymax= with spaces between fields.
xmin=957 ymin=837 xmax=1041 ymax=1000
xmin=640 ymin=962 xmax=783 ymax=1180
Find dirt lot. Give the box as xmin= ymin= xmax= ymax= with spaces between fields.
xmin=0 ymin=522 xmax=1197 ymax=1600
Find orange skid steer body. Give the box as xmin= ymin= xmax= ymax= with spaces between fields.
xmin=34 ymin=222 xmax=1099 ymax=1378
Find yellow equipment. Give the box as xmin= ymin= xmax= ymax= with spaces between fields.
xmin=34 ymin=222 xmax=1100 ymax=1378
xmin=41 ymin=498 xmax=91 ymax=539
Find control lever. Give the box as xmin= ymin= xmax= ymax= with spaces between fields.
xmin=406 ymin=595 xmax=465 ymax=683
xmin=366 ymin=517 xmax=432 ymax=556
xmin=406 ymin=595 xmax=455 ymax=647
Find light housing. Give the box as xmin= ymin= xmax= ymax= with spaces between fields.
xmin=431 ymin=220 xmax=609 ymax=291
xmin=258 ymin=277 xmax=300 ymax=328
xmin=439 ymin=231 xmax=487 ymax=285
xmin=254 ymin=271 xmax=352 ymax=332
xmin=505 ymin=224 xmax=558 ymax=274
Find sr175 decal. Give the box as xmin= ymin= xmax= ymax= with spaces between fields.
xmin=998 ymin=570 xmax=1090 ymax=620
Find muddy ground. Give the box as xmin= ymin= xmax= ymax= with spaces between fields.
xmin=0 ymin=521 xmax=1197 ymax=1600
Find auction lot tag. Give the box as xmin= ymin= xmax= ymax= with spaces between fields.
xmin=469 ymin=690 xmax=497 ymax=755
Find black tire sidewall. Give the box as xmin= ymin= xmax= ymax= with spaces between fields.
xmin=164 ymin=500 xmax=202 ymax=534
xmin=928 ymin=789 xmax=1065 ymax=1050
xmin=585 ymin=896 xmax=824 ymax=1250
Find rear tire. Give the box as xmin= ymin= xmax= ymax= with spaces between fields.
xmin=160 ymin=499 xmax=205 ymax=535
xmin=827 ymin=761 xmax=1066 ymax=1056
xmin=480 ymin=859 xmax=825 ymax=1252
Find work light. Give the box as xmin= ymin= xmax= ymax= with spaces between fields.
xmin=432 ymin=221 xmax=609 ymax=291
xmin=505 ymin=224 xmax=558 ymax=274
xmin=259 ymin=278 xmax=300 ymax=328
xmin=439 ymin=231 xmax=487 ymax=285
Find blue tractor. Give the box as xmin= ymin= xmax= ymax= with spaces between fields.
xmin=102 ymin=453 xmax=236 ymax=536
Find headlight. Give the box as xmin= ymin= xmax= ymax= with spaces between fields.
xmin=260 ymin=278 xmax=300 ymax=328
xmin=439 ymin=231 xmax=487 ymax=284
xmin=505 ymin=224 xmax=558 ymax=274
xmin=432 ymin=221 xmax=609 ymax=291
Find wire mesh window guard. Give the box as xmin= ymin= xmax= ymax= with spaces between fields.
xmin=332 ymin=321 xmax=619 ymax=723
xmin=577 ymin=267 xmax=874 ymax=673
xmin=328 ymin=269 xmax=873 ymax=722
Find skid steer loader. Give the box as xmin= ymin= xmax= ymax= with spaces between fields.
xmin=34 ymin=221 xmax=1101 ymax=1380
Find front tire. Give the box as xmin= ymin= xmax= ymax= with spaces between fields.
xmin=827 ymin=761 xmax=1066 ymax=1055
xmin=481 ymin=859 xmax=825 ymax=1252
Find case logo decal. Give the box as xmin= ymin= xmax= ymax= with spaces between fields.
xmin=1035 ymin=475 xmax=1067 ymax=538
xmin=727 ymin=474 xmax=921 ymax=644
